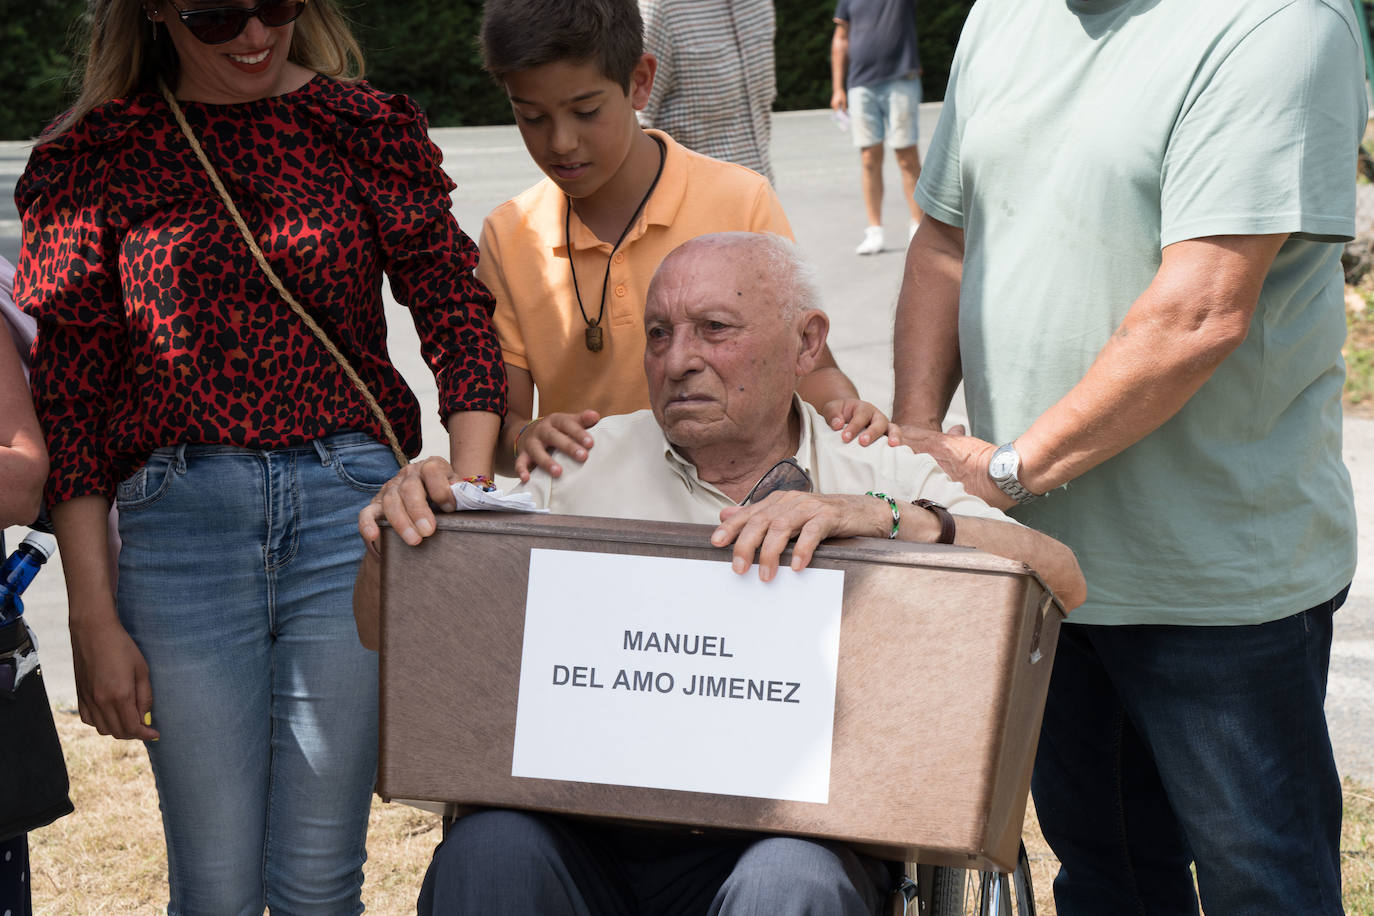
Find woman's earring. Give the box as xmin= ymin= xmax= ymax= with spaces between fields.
xmin=147 ymin=9 xmax=159 ymax=40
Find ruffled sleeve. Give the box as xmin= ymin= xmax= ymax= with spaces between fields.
xmin=305 ymin=80 xmax=507 ymax=421
xmin=15 ymin=100 xmax=151 ymax=505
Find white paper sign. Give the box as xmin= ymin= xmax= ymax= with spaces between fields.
xmin=511 ymin=549 xmax=845 ymax=804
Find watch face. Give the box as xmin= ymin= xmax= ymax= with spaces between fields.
xmin=989 ymin=448 xmax=1017 ymax=480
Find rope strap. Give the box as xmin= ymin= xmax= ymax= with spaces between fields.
xmin=158 ymin=79 xmax=408 ymax=468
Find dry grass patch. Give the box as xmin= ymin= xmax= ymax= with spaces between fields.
xmin=1345 ymin=782 xmax=1374 ymax=915
xmin=27 ymin=708 xmax=1374 ymax=914
xmin=1347 ymin=284 xmax=1374 ymax=416
xmin=31 ymin=707 xmax=440 ymax=914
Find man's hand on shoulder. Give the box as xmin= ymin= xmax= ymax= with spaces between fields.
xmin=514 ymin=410 xmax=601 ymax=482
xmin=889 ymin=425 xmax=1014 ymax=510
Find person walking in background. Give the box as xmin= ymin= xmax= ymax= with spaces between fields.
xmin=830 ymin=0 xmax=924 ymax=255
xmin=0 ymin=256 xmax=49 ymax=916
xmin=14 ymin=0 xmax=506 ymax=911
xmin=639 ymin=0 xmax=777 ymax=182
xmin=889 ymin=0 xmax=1363 ymax=912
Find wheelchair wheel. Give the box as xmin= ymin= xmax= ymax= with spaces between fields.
xmin=925 ymin=841 xmax=1035 ymax=916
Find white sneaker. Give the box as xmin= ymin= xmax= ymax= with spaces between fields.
xmin=908 ymin=219 xmax=920 ymax=242
xmin=855 ymin=226 xmax=884 ymax=255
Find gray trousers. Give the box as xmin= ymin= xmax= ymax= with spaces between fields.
xmin=417 ymin=810 xmax=891 ymax=915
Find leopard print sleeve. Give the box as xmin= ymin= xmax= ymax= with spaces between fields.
xmin=323 ymin=85 xmax=508 ymax=423
xmin=16 ymin=133 xmax=129 ymax=505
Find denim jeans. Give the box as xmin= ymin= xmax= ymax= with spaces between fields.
xmin=116 ymin=433 xmax=398 ymax=915
xmin=1031 ymin=589 xmax=1348 ymax=915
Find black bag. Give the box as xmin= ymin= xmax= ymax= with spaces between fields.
xmin=0 ymin=619 xmax=74 ymax=841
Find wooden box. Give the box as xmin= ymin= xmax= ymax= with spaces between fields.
xmin=376 ymin=513 xmax=1064 ymax=872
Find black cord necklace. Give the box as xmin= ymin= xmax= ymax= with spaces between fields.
xmin=565 ymin=137 xmax=667 ymax=352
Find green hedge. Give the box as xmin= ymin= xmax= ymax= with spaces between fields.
xmin=0 ymin=0 xmax=973 ymax=139
xmin=775 ymin=0 xmax=974 ymax=110
xmin=0 ymin=0 xmax=83 ymax=141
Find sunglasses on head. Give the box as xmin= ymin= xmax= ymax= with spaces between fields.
xmin=167 ymin=0 xmax=307 ymax=45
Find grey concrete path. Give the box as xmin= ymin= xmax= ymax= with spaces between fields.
xmin=3 ymin=106 xmax=1372 ymax=781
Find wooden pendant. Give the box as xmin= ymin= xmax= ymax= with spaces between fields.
xmin=585 ymin=326 xmax=604 ymax=352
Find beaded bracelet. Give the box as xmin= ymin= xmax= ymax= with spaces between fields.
xmin=461 ymin=475 xmax=497 ymax=492
xmin=866 ymin=491 xmax=900 ymax=539
xmin=512 ymin=416 xmax=543 ymax=461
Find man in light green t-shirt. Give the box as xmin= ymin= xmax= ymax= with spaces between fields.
xmin=889 ymin=0 xmax=1363 ymax=913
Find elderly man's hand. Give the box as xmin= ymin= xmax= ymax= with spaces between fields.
xmin=712 ymin=491 xmax=892 ymax=581
xmin=822 ymin=398 xmax=890 ymax=446
xmin=357 ymin=456 xmax=460 ymax=552
xmin=889 ymin=425 xmax=1014 ymax=510
xmin=513 ymin=410 xmax=601 ymax=482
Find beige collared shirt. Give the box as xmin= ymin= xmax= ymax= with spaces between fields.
xmin=514 ymin=399 xmax=1013 ymax=526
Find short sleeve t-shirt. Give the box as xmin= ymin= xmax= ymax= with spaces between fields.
xmin=834 ymin=0 xmax=921 ymax=90
xmin=915 ymin=0 xmax=1364 ymax=626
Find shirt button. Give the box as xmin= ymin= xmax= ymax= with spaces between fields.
xmin=613 ymin=252 xmax=625 ymax=264
xmin=615 ymin=284 xmax=627 ymax=297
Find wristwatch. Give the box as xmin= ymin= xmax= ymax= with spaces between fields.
xmin=988 ymin=442 xmax=1038 ymax=504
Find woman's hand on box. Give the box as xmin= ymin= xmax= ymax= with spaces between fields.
xmin=357 ymin=456 xmax=460 ymax=551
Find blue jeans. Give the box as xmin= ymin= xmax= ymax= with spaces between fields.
xmin=1031 ymin=589 xmax=1348 ymax=915
xmin=418 ymin=810 xmax=890 ymax=915
xmin=116 ymin=433 xmax=398 ymax=915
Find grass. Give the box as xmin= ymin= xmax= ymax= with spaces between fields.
xmin=1348 ymin=284 xmax=1374 ymax=414
xmin=30 ymin=707 xmax=441 ymax=914
xmin=25 ymin=706 xmax=1374 ymax=914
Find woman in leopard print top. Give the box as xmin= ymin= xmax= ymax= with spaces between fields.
xmin=14 ymin=0 xmax=506 ymax=910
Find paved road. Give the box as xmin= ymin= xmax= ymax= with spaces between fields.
xmin=3 ymin=107 xmax=1372 ymax=780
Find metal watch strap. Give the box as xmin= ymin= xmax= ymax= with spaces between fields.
xmin=913 ymin=499 xmax=956 ymax=545
xmin=991 ymin=442 xmax=1039 ymax=505
xmin=997 ymin=475 xmax=1037 ymax=505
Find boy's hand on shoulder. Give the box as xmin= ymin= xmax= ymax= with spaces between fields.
xmin=823 ymin=398 xmax=890 ymax=446
xmin=515 ymin=409 xmax=601 ymax=482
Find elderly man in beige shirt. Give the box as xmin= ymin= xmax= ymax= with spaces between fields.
xmin=361 ymin=231 xmax=1083 ymax=598
xmin=358 ymin=231 xmax=1083 ymax=914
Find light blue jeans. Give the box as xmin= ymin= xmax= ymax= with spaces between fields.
xmin=116 ymin=433 xmax=398 ymax=915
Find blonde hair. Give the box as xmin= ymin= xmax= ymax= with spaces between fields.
xmin=41 ymin=0 xmax=365 ymax=143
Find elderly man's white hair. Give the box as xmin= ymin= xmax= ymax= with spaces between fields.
xmin=665 ymin=232 xmax=824 ymax=321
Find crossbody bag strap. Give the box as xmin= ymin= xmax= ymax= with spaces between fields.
xmin=158 ymin=79 xmax=408 ymax=467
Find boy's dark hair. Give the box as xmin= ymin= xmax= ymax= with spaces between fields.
xmin=481 ymin=0 xmax=644 ymax=91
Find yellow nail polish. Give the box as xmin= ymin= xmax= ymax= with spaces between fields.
xmin=143 ymin=712 xmax=152 ymax=726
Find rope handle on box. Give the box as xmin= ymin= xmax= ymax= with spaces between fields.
xmin=158 ymin=79 xmax=409 ymax=469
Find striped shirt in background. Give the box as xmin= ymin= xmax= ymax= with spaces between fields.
xmin=638 ymin=0 xmax=777 ymax=183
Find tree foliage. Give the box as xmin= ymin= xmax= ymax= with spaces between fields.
xmin=349 ymin=1 xmax=509 ymax=128
xmin=769 ymin=0 xmax=975 ymax=111
xmin=0 ymin=0 xmax=975 ymax=139
xmin=0 ymin=0 xmax=83 ymax=140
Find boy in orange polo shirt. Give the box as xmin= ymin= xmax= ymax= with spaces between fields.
xmin=478 ymin=0 xmax=888 ymax=481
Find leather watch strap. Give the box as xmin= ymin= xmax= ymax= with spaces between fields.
xmin=913 ymin=499 xmax=956 ymax=545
